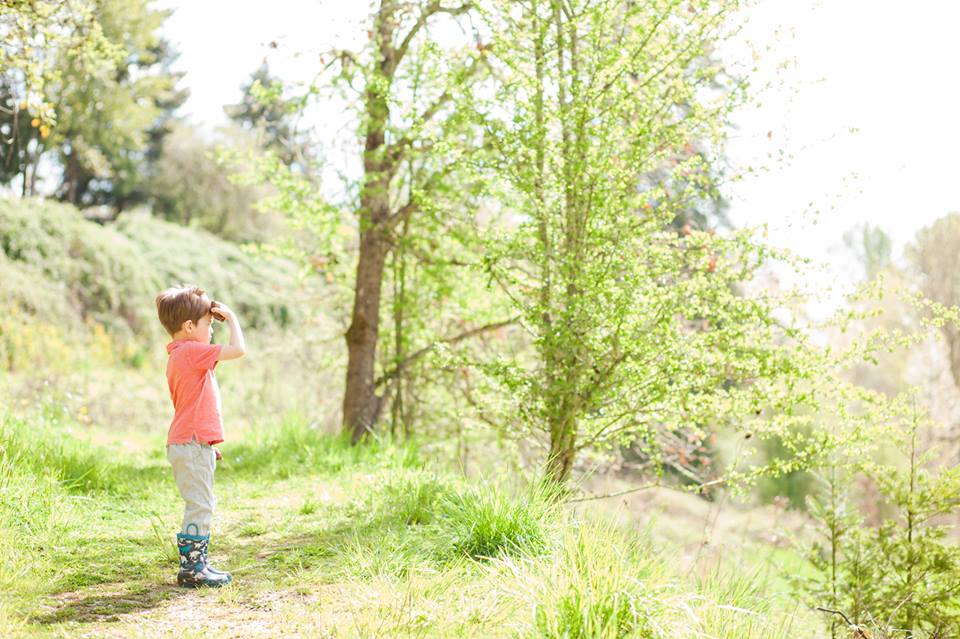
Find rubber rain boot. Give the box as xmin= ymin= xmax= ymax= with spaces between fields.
xmin=176 ymin=531 xmax=232 ymax=588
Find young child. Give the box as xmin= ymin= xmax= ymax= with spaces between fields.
xmin=155 ymin=285 xmax=246 ymax=588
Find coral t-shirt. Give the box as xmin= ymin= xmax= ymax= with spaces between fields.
xmin=165 ymin=339 xmax=224 ymax=445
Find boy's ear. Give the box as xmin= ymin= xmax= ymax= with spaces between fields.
xmin=181 ymin=319 xmax=195 ymax=333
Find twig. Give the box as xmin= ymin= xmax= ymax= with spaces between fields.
xmin=566 ymin=476 xmax=727 ymax=504
xmin=815 ymin=607 xmax=870 ymax=639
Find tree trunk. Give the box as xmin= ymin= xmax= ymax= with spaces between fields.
xmin=66 ymin=153 xmax=79 ymax=204
xmin=19 ymin=135 xmax=27 ymax=198
xmin=343 ymin=223 xmax=389 ymax=443
xmin=27 ymin=146 xmax=41 ymax=197
xmin=340 ymin=0 xmax=472 ymax=442
xmin=342 ymin=6 xmax=396 ymax=442
xmin=545 ymin=409 xmax=578 ymax=484
xmin=390 ymin=212 xmax=411 ymax=437
xmin=541 ymin=0 xmax=587 ymax=488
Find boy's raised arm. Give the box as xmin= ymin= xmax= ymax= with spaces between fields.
xmin=211 ymin=302 xmax=246 ymax=361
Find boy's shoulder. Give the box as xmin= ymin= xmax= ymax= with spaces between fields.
xmin=166 ymin=339 xmax=215 ymax=358
xmin=167 ymin=339 xmax=195 ymax=354
xmin=167 ymin=340 xmax=221 ymax=372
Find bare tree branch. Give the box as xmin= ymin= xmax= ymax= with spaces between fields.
xmin=392 ymin=0 xmax=473 ymax=76
xmin=566 ymin=476 xmax=727 ymax=504
xmin=815 ymin=608 xmax=870 ymax=639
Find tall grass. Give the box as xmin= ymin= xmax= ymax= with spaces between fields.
xmin=378 ymin=471 xmax=452 ymax=526
xmin=500 ymin=521 xmax=662 ymax=638
xmin=298 ymin=468 xmax=562 ymax=585
xmin=440 ymin=480 xmax=561 ymax=561
xmin=0 ymin=409 xmax=120 ymax=493
xmin=0 ymin=454 xmax=58 ymax=635
xmin=0 ymin=411 xmax=97 ymax=636
xmin=219 ymin=416 xmax=422 ymax=479
xmin=496 ymin=520 xmax=808 ymax=639
xmin=0 ymin=406 xmax=176 ymax=627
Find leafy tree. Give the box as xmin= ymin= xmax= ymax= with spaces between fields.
xmin=0 ymin=0 xmax=186 ymax=209
xmin=908 ymin=214 xmax=960 ymax=393
xmin=836 ymin=225 xmax=913 ymax=402
xmin=54 ymin=0 xmax=187 ymax=209
xmin=607 ymin=20 xmax=739 ymax=487
xmin=471 ymin=0 xmax=810 ymax=484
xmin=0 ymin=0 xmax=119 ymax=192
xmin=216 ymin=2 xmax=507 ymax=447
xmin=340 ymin=0 xmax=493 ymax=444
xmin=238 ymin=1 xmax=487 ymax=442
xmin=845 ymin=223 xmax=893 ymax=281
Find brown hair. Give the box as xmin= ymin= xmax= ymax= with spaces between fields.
xmin=155 ymin=285 xmax=213 ymax=336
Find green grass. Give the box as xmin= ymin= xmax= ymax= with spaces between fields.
xmin=1 ymin=412 xmax=120 ymax=493
xmin=439 ymin=480 xmax=559 ymax=561
xmin=0 ymin=407 xmax=820 ymax=638
xmin=527 ymin=521 xmax=661 ymax=638
xmin=218 ymin=416 xmax=421 ymax=480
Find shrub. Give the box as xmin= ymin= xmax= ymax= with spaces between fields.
xmin=798 ymin=403 xmax=960 ymax=638
xmin=0 ymin=197 xmax=298 ymax=348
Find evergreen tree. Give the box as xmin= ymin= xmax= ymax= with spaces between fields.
xmin=223 ymin=63 xmax=314 ymax=172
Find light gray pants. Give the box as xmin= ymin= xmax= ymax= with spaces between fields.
xmin=167 ymin=437 xmax=217 ymax=537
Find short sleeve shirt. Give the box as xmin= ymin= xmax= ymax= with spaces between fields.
xmin=165 ymin=339 xmax=224 ymax=445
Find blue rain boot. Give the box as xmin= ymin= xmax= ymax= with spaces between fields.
xmin=176 ymin=524 xmax=232 ymax=588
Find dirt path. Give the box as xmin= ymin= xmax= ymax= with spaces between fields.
xmin=30 ymin=477 xmax=360 ymax=639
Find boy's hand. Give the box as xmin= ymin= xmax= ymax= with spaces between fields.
xmin=210 ymin=301 xmax=235 ymax=322
xmin=213 ymin=447 xmax=223 ymax=461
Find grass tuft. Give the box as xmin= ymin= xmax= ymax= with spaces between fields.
xmin=519 ymin=521 xmax=660 ymax=639
xmin=379 ymin=471 xmax=451 ymax=526
xmin=439 ymin=480 xmax=560 ymax=561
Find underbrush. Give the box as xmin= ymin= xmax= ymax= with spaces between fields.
xmin=0 ymin=197 xmax=298 ymax=342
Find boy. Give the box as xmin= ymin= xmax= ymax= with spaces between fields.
xmin=155 ymin=285 xmax=246 ymax=588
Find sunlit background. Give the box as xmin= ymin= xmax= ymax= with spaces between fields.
xmin=156 ymin=0 xmax=960 ymax=305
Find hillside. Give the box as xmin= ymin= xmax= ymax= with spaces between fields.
xmin=0 ymin=198 xmax=297 ymax=344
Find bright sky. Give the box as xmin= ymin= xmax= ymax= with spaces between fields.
xmin=157 ymin=0 xmax=960 ymax=302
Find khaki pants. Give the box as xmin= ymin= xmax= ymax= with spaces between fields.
xmin=167 ymin=437 xmax=217 ymax=537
